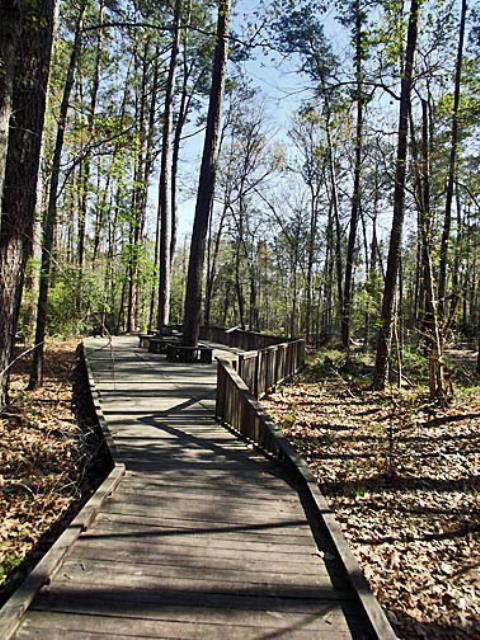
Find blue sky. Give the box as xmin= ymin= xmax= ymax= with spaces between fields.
xmin=148 ymin=0 xmax=347 ymax=241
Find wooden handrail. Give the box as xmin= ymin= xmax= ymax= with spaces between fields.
xmin=215 ymin=358 xmax=397 ymax=640
xmin=236 ymin=339 xmax=305 ymax=399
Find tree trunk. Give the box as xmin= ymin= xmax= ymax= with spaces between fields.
xmin=374 ymin=0 xmax=420 ymax=388
xmin=157 ymin=0 xmax=182 ymax=328
xmin=234 ymin=209 xmax=246 ymax=329
xmin=416 ymin=100 xmax=445 ymax=400
xmin=305 ymin=182 xmax=319 ymax=343
xmin=0 ymin=1 xmax=23 ymax=223
xmin=205 ymin=203 xmax=228 ymax=325
xmin=342 ymin=0 xmax=364 ymax=349
xmin=128 ymin=44 xmax=149 ymax=333
xmin=29 ymin=1 xmax=87 ymax=389
xmin=325 ymin=112 xmax=343 ymax=320
xmin=182 ymin=0 xmax=232 ymax=347
xmin=437 ymin=0 xmax=467 ymax=320
xmin=0 ymin=0 xmax=56 ymax=407
xmin=170 ymin=0 xmax=194 ymax=266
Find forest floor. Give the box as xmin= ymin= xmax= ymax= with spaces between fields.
xmin=264 ymin=349 xmax=480 ymax=640
xmin=0 ymin=340 xmax=108 ymax=607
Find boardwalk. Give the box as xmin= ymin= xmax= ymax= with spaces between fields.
xmin=13 ymin=336 xmax=369 ymax=639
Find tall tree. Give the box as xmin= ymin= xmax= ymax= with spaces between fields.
xmin=0 ymin=0 xmax=57 ymax=407
xmin=157 ymin=0 xmax=183 ymax=328
xmin=437 ymin=0 xmax=467 ymax=320
xmin=0 ymin=1 xmax=22 ymax=219
xmin=341 ymin=0 xmax=366 ymax=349
xmin=374 ymin=0 xmax=420 ymax=388
xmin=28 ymin=0 xmax=88 ymax=389
xmin=182 ymin=0 xmax=232 ymax=347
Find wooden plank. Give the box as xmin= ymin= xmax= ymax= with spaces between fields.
xmin=120 ymin=480 xmax=301 ymax=500
xmin=123 ymin=471 xmax=295 ymax=491
xmin=90 ymin=512 xmax=314 ymax=541
xmin=110 ymin=490 xmax=302 ymax=512
xmin=17 ymin=609 xmax=355 ymax=639
xmin=91 ymin=512 xmax=312 ymax=540
xmin=55 ymin=564 xmax=341 ymax=599
xmin=33 ymin=583 xmax=355 ymax=620
xmin=79 ymin=525 xmax=319 ymax=556
xmin=71 ymin=537 xmax=323 ymax=563
xmin=68 ymin=546 xmax=331 ymax=576
xmin=59 ymin=557 xmax=329 ymax=587
xmin=101 ymin=502 xmax=309 ymax=527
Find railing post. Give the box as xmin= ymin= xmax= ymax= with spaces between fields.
xmin=215 ymin=358 xmax=229 ymax=421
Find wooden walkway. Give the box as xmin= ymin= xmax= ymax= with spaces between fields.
xmin=13 ymin=336 xmax=369 ymax=639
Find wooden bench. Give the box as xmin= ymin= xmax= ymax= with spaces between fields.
xmin=140 ymin=326 xmax=182 ymax=350
xmin=148 ymin=336 xmax=182 ymax=355
xmin=166 ymin=343 xmax=213 ymax=364
xmin=139 ymin=333 xmax=155 ymax=349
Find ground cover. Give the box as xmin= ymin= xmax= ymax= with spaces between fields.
xmin=264 ymin=350 xmax=479 ymax=640
xmin=0 ymin=340 xmax=107 ymax=606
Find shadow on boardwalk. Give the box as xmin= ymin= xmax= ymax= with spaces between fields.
xmin=13 ymin=336 xmax=371 ymax=640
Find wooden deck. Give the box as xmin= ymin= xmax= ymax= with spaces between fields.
xmin=13 ymin=336 xmax=371 ymax=639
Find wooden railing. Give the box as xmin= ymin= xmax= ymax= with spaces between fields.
xmin=237 ymin=339 xmax=305 ymax=398
xmin=216 ymin=359 xmax=285 ymax=458
xmin=214 ymin=357 xmax=398 ymax=640
xmin=199 ymin=325 xmax=305 ymax=399
xmin=199 ymin=325 xmax=288 ymax=350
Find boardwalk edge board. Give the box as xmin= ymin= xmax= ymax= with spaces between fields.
xmin=81 ymin=341 xmax=120 ymax=462
xmin=0 ymin=342 xmax=126 ymax=640
xmin=217 ymin=361 xmax=398 ymax=640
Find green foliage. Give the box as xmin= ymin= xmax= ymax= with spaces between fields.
xmin=47 ymin=266 xmax=106 ymax=336
xmin=0 ymin=554 xmax=22 ymax=580
xmin=302 ymin=350 xmax=347 ymax=381
xmin=400 ymin=349 xmax=429 ymax=381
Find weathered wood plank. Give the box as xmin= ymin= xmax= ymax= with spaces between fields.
xmin=68 ymin=545 xmax=332 ymax=576
xmin=88 ymin=512 xmax=314 ymax=542
xmin=79 ymin=525 xmax=320 ymax=556
xmin=109 ymin=491 xmax=302 ymax=515
xmin=59 ymin=557 xmax=329 ymax=587
xmin=71 ymin=536 xmax=323 ymax=563
xmin=18 ymin=609 xmax=356 ymax=639
xmin=101 ymin=502 xmax=311 ymax=527
xmin=54 ymin=565 xmax=342 ymax=598
xmin=119 ymin=482 xmax=300 ymax=502
xmin=33 ymin=583 xmax=355 ymax=621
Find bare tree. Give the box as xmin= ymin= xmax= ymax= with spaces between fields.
xmin=182 ymin=0 xmax=232 ymax=347
xmin=374 ymin=0 xmax=420 ymax=388
xmin=437 ymin=0 xmax=467 ymax=320
xmin=157 ymin=0 xmax=183 ymax=328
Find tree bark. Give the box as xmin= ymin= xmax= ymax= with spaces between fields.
xmin=0 ymin=1 xmax=22 ymax=223
xmin=412 ymin=99 xmax=445 ymax=400
xmin=325 ymin=111 xmax=343 ymax=321
xmin=29 ymin=1 xmax=87 ymax=389
xmin=342 ymin=0 xmax=364 ymax=349
xmin=437 ymin=0 xmax=467 ymax=320
xmin=374 ymin=0 xmax=420 ymax=388
xmin=0 ymin=0 xmax=56 ymax=407
xmin=128 ymin=43 xmax=149 ymax=333
xmin=182 ymin=0 xmax=231 ymax=347
xmin=157 ymin=0 xmax=183 ymax=328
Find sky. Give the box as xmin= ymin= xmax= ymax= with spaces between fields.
xmin=148 ymin=0 xmax=347 ymax=242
